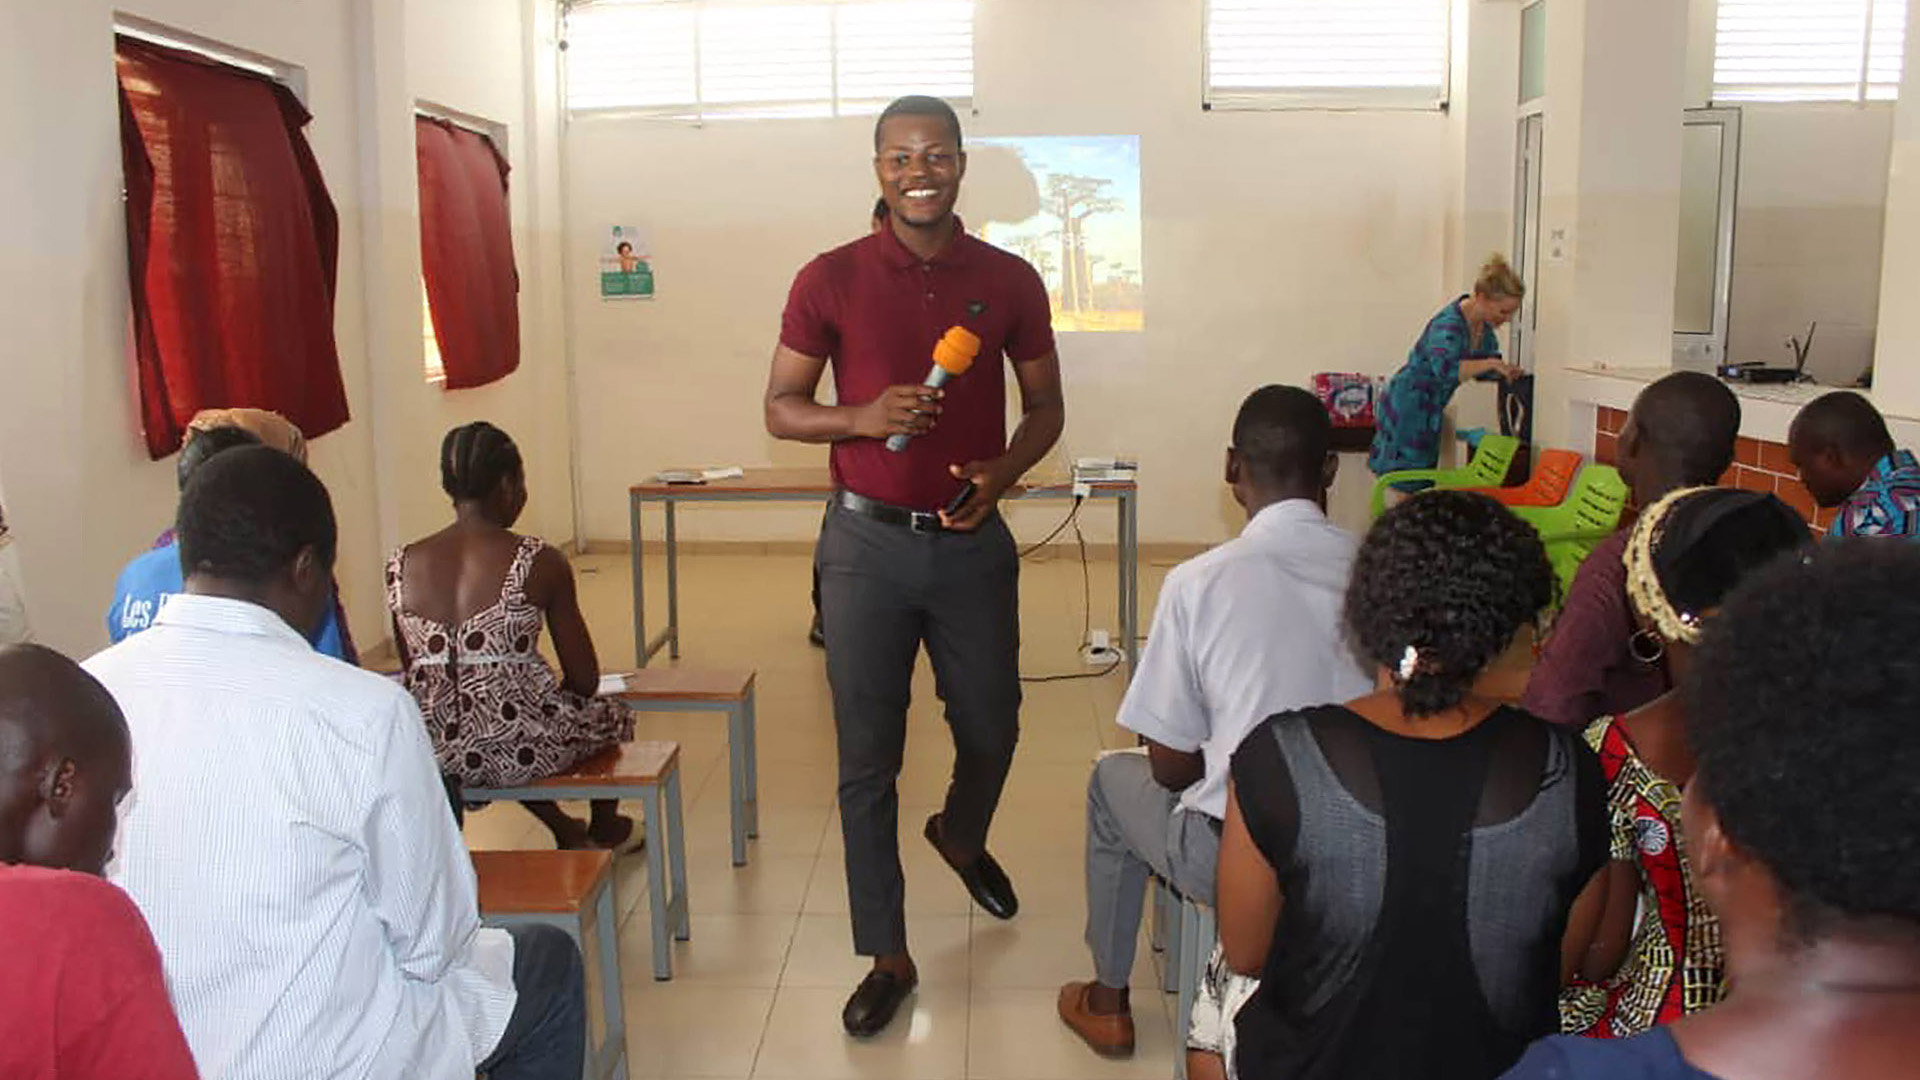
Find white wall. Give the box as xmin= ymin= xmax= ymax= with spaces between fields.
xmin=1725 ymin=104 xmax=1893 ymax=387
xmin=0 ymin=0 xmax=572 ymax=655
xmin=564 ymin=0 xmax=1456 ymax=546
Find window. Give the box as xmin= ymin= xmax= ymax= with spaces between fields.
xmin=416 ymin=115 xmax=519 ymax=389
xmin=116 ymin=34 xmax=349 ymax=460
xmin=1714 ymin=0 xmax=1907 ymax=103
xmin=421 ymin=283 xmax=445 ymax=384
xmin=1204 ymin=0 xmax=1452 ymax=111
xmin=564 ymin=0 xmax=974 ymax=118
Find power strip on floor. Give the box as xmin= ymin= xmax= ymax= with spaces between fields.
xmin=1082 ymin=628 xmax=1120 ymax=666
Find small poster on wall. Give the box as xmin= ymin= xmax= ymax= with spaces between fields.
xmin=600 ymin=225 xmax=654 ymax=300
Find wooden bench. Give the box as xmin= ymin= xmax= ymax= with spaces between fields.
xmin=464 ymin=740 xmax=691 ymax=981
xmin=603 ymin=668 xmax=759 ymax=867
xmin=472 ymin=849 xmax=627 ymax=1080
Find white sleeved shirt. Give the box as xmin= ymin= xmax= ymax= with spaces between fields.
xmin=86 ymin=594 xmax=516 ymax=1080
xmin=1118 ymin=499 xmax=1374 ymax=820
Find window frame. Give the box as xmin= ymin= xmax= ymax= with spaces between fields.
xmin=1201 ymin=0 xmax=1455 ymax=113
xmin=1711 ymin=0 xmax=1908 ymax=105
xmin=561 ymin=0 xmax=976 ymax=121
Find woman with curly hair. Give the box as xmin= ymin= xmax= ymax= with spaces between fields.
xmin=1216 ymin=490 xmax=1611 ymax=1080
xmin=1506 ymin=542 xmax=1920 ymax=1079
xmin=1557 ymin=488 xmax=1811 ymax=1039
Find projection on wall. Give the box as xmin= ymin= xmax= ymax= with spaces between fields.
xmin=965 ymin=135 xmax=1143 ymax=333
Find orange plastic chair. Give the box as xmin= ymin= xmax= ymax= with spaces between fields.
xmin=1463 ymin=448 xmax=1584 ymax=508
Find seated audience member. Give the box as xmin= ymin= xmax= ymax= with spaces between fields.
xmin=0 ymin=644 xmax=197 ymax=1079
xmin=1559 ymin=488 xmax=1812 ymax=1038
xmin=87 ymin=446 xmax=584 ymax=1079
xmin=108 ymin=411 xmax=357 ymax=662
xmin=1218 ymin=491 xmax=1610 ymax=1080
xmin=1788 ymin=390 xmax=1920 ymax=540
xmin=1505 ymin=542 xmax=1920 ymax=1079
xmin=389 ymin=422 xmax=636 ymax=851
xmin=1056 ymin=385 xmax=1372 ymax=1058
xmin=1523 ymin=372 xmax=1740 ymax=728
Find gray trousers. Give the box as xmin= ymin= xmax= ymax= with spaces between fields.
xmin=818 ymin=502 xmax=1022 ymax=956
xmin=1084 ymin=752 xmax=1221 ymax=988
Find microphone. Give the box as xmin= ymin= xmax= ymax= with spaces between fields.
xmin=885 ymin=325 xmax=981 ymax=452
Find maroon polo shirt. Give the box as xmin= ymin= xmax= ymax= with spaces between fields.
xmin=780 ymin=220 xmax=1055 ymax=511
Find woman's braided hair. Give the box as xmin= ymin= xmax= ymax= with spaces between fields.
xmin=440 ymin=421 xmax=523 ymax=502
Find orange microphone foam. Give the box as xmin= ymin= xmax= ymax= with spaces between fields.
xmin=933 ymin=326 xmax=981 ymax=376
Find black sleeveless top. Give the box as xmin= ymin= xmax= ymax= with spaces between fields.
xmin=1230 ymin=705 xmax=1608 ymax=1080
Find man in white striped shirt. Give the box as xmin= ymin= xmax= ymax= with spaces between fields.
xmin=86 ymin=445 xmax=584 ymax=1079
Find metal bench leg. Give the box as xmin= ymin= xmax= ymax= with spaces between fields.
xmin=592 ymin=877 xmax=630 ymax=1080
xmin=1173 ymin=902 xmax=1216 ymax=1080
xmin=666 ymin=768 xmax=690 ymax=941
xmin=642 ymin=782 xmax=673 ymax=980
xmin=726 ymin=701 xmax=748 ymax=867
xmin=1158 ymin=881 xmax=1181 ymax=994
xmin=742 ymin=687 xmax=759 ymax=839
xmin=1175 ymin=900 xmax=1201 ymax=1068
xmin=1150 ymin=877 xmax=1168 ymax=952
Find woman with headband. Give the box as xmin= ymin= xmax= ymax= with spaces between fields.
xmin=1559 ymin=487 xmax=1811 ymax=1039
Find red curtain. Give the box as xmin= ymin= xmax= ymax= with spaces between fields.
xmin=116 ymin=36 xmax=348 ymax=460
xmin=416 ymin=117 xmax=519 ymax=390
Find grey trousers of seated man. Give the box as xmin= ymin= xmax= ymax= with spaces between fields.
xmin=1085 ymin=751 xmax=1221 ymax=989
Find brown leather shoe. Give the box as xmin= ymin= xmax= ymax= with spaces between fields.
xmin=1057 ymin=981 xmax=1135 ymax=1058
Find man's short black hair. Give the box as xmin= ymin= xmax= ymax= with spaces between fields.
xmin=1686 ymin=541 xmax=1920 ymax=938
xmin=176 ymin=425 xmax=262 ymax=492
xmin=177 ymin=444 xmax=337 ymax=585
xmin=874 ymin=95 xmax=963 ymax=150
xmin=1231 ymin=385 xmax=1331 ymax=488
xmin=1791 ymin=390 xmax=1894 ymax=461
xmin=1633 ymin=371 xmax=1742 ymax=486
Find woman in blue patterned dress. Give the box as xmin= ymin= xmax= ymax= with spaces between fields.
xmin=1369 ymin=255 xmax=1526 ymax=480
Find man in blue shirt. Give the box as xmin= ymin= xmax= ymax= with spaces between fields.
xmin=1789 ymin=391 xmax=1920 ymax=540
xmin=107 ymin=425 xmax=355 ymax=660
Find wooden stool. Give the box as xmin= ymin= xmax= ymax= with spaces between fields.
xmin=604 ymin=668 xmax=759 ymax=866
xmin=465 ymin=740 xmax=691 ymax=980
xmin=472 ymin=849 xmax=627 ymax=1080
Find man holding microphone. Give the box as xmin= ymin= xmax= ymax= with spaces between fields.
xmin=764 ymin=95 xmax=1064 ymax=1037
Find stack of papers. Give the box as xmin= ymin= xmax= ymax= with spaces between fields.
xmin=655 ymin=466 xmax=746 ymax=484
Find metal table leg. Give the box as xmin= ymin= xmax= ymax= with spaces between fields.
xmin=1126 ymin=488 xmax=1139 ymax=674
xmin=665 ymin=500 xmax=681 ymax=660
xmin=631 ymin=491 xmax=648 ymax=668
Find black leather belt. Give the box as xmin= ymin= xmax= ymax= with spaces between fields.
xmin=834 ymin=489 xmax=947 ymax=533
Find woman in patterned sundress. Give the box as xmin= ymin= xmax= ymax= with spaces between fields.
xmin=1559 ymin=488 xmax=1811 ymax=1037
xmin=388 ymin=422 xmax=636 ymax=850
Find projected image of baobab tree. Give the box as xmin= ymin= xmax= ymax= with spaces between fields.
xmin=967 ymin=136 xmax=1144 ymax=333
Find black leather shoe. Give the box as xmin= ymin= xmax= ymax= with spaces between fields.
xmin=842 ymin=968 xmax=917 ymax=1037
xmin=925 ymin=814 xmax=1018 ymax=920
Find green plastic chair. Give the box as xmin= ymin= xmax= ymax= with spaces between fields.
xmin=1510 ymin=463 xmax=1631 ymax=599
xmin=1369 ymin=433 xmax=1522 ymax=518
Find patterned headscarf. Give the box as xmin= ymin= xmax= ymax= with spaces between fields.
xmin=1625 ymin=486 xmax=1812 ymax=646
xmin=185 ymin=408 xmax=307 ymax=465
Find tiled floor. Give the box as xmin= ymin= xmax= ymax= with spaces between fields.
xmin=460 ymin=545 xmax=1182 ymax=1080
